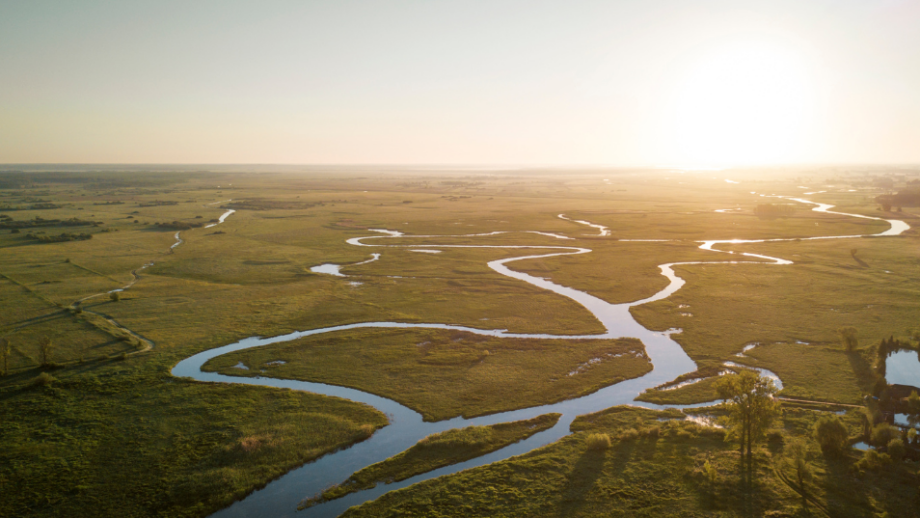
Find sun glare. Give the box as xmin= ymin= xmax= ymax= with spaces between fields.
xmin=668 ymin=41 xmax=813 ymax=167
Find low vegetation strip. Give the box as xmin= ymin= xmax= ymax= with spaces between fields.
xmin=304 ymin=413 xmax=561 ymax=507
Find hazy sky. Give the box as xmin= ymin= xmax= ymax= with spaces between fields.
xmin=2 ymin=0 xmax=919 ymax=166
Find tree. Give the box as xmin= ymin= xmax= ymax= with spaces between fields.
xmin=110 ymin=291 xmax=121 ymax=302
xmin=39 ymin=336 xmax=54 ymax=367
xmin=785 ymin=439 xmax=813 ymax=491
xmin=716 ymin=370 xmax=781 ymax=466
xmin=814 ymin=416 xmax=849 ymax=456
xmin=870 ymin=423 xmax=899 ymax=447
xmin=838 ymin=327 xmax=858 ymax=352
xmin=887 ymin=438 xmax=906 ymax=462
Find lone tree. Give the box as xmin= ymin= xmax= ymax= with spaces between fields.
xmin=837 ymin=327 xmax=858 ymax=352
xmin=110 ymin=291 xmax=121 ymax=302
xmin=814 ymin=415 xmax=849 ymax=456
xmin=716 ymin=369 xmax=781 ymax=467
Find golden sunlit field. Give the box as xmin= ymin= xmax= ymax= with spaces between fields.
xmin=2 ymin=167 xmax=920 ymax=518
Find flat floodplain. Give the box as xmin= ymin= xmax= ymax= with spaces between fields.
xmin=1 ymin=167 xmax=918 ymax=517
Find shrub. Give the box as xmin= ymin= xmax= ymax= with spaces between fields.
xmin=870 ymin=423 xmax=899 ymax=447
xmin=814 ymin=416 xmax=849 ymax=456
xmin=856 ymin=449 xmax=891 ymax=472
xmin=767 ymin=430 xmax=786 ymax=444
xmin=240 ymin=436 xmax=265 ymax=453
xmin=887 ymin=438 xmax=906 ymax=462
xmin=619 ymin=428 xmax=640 ymax=441
xmin=32 ymin=372 xmax=56 ymax=387
xmin=110 ymin=291 xmax=121 ymax=302
xmin=586 ymin=433 xmax=612 ymax=450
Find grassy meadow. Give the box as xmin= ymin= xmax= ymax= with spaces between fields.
xmin=342 ymin=405 xmax=916 ymax=518
xmin=1 ymin=167 xmax=918 ymax=516
xmin=204 ymin=328 xmax=650 ymax=421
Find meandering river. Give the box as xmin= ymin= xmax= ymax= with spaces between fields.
xmin=167 ymin=196 xmax=907 ymax=518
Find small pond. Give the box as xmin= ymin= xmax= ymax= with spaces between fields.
xmin=885 ymin=350 xmax=920 ymax=387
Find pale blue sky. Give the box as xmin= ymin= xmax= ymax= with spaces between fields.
xmin=2 ymin=0 xmax=918 ymax=165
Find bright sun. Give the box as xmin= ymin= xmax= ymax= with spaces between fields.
xmin=667 ymin=41 xmax=813 ymax=166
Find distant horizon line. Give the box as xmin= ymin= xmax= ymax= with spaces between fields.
xmin=2 ymin=162 xmax=920 ymax=170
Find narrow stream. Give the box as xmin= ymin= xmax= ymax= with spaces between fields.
xmin=169 ymin=195 xmax=908 ymax=518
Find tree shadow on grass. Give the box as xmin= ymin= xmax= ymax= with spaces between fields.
xmin=846 ymin=349 xmax=876 ymax=394
xmin=556 ymin=445 xmax=618 ymax=518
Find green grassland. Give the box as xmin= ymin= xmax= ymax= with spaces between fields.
xmin=631 ymin=228 xmax=920 ymax=405
xmin=204 ymin=329 xmax=651 ymax=421
xmin=0 ymin=356 xmax=388 ymax=518
xmin=309 ymin=413 xmax=561 ymax=506
xmin=342 ymin=405 xmax=914 ymax=518
xmin=1 ymin=168 xmax=918 ymax=517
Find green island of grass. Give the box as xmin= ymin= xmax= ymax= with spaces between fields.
xmin=203 ymin=328 xmax=652 ymax=421
xmin=305 ymin=413 xmax=561 ymax=507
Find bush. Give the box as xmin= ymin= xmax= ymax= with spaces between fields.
xmin=586 ymin=433 xmax=612 ymax=451
xmin=855 ymin=449 xmax=891 ymax=472
xmin=814 ymin=416 xmax=849 ymax=456
xmin=870 ymin=423 xmax=899 ymax=447
xmin=620 ymin=428 xmax=640 ymax=441
xmin=767 ymin=430 xmax=786 ymax=444
xmin=887 ymin=438 xmax=906 ymax=461
xmin=110 ymin=291 xmax=121 ymax=302
xmin=32 ymin=372 xmax=56 ymax=387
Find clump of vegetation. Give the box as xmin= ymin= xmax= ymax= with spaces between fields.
xmin=813 ymin=415 xmax=849 ymax=456
xmin=887 ymin=438 xmax=905 ymax=462
xmin=869 ymin=422 xmax=899 ymax=447
xmin=225 ymin=198 xmax=324 ymax=210
xmin=137 ymin=200 xmax=178 ymax=207
xmin=25 ymin=232 xmax=93 ymax=243
xmin=585 ymin=433 xmax=611 ymax=450
xmin=855 ymin=448 xmax=891 ymax=472
xmin=155 ymin=221 xmax=204 ymax=230
xmin=110 ymin=291 xmax=121 ymax=302
xmin=31 ymin=371 xmax=57 ymax=387
xmin=0 ymin=216 xmax=99 ymax=230
xmin=876 ymin=184 xmax=920 ymax=209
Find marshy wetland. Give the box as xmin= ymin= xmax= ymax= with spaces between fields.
xmin=3 ymin=167 xmax=920 ymax=517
